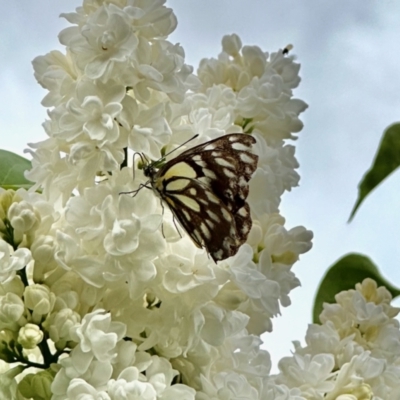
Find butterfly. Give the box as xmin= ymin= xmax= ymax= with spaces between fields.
xmin=136 ymin=134 xmax=258 ymax=262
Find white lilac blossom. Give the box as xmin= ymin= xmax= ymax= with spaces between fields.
xmin=26 ymin=1 xmax=197 ymax=203
xmin=0 ymin=240 xmax=31 ymax=283
xmin=10 ymin=1 xmax=398 ymax=399
xmin=198 ymin=33 xmax=307 ymax=146
xmin=0 ymin=365 xmax=24 ymax=400
xmin=274 ymin=279 xmax=400 ymax=399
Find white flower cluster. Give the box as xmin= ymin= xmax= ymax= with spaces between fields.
xmin=274 ymin=278 xmax=400 ymax=399
xmin=0 ymin=0 xmax=339 ymax=398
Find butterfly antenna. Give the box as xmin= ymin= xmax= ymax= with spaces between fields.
xmin=131 ymin=152 xmax=148 ymax=181
xmin=119 ymin=153 xmax=150 ymax=196
xmin=132 ymin=152 xmax=139 ymax=181
xmin=163 ymin=134 xmax=199 ymax=158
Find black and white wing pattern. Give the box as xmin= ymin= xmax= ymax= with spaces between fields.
xmin=143 ymin=134 xmax=258 ymax=262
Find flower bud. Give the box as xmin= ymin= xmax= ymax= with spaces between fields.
xmin=31 ymin=235 xmax=58 ymax=283
xmin=0 ymin=293 xmax=24 ymax=327
xmin=222 ymin=34 xmax=242 ymax=56
xmin=31 ymin=235 xmax=57 ymax=265
xmin=8 ymin=201 xmax=40 ymax=235
xmin=18 ymin=323 xmax=44 ymax=349
xmin=24 ymin=284 xmax=55 ymax=322
xmin=0 ymin=189 xmax=16 ymax=221
xmin=44 ymin=308 xmax=81 ymax=344
xmin=0 ymin=276 xmax=24 ymax=297
xmin=54 ymin=290 xmax=80 ymax=311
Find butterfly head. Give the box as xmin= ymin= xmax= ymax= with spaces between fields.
xmin=142 ymin=156 xmax=165 ymax=181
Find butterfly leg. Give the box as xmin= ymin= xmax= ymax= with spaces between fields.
xmin=172 ymin=215 xmax=183 ymax=239
xmin=158 ymin=199 xmax=182 ymax=239
xmin=120 ymin=181 xmax=152 ymax=197
xmin=160 ymin=200 xmax=166 ymax=238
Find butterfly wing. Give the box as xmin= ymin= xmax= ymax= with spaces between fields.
xmin=151 ymin=134 xmax=258 ymax=261
xmin=167 ymin=134 xmax=258 ymax=212
xmin=159 ymin=176 xmax=245 ymax=260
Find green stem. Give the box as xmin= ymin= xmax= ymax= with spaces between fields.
xmin=14 ymin=355 xmax=47 ymax=370
xmin=38 ymin=335 xmax=53 ymax=367
xmin=17 ymin=268 xmax=29 ymax=287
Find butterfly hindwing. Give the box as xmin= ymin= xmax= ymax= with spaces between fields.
xmin=144 ymin=134 xmax=258 ymax=261
xmin=187 ymin=148 xmax=257 ymax=212
xmin=160 ymin=176 xmax=242 ymax=260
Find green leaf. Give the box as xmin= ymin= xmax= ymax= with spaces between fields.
xmin=18 ymin=369 xmax=55 ymax=400
xmin=349 ymin=123 xmax=400 ymax=221
xmin=313 ymin=253 xmax=400 ymax=323
xmin=0 ymin=149 xmax=33 ymax=190
xmin=17 ymin=374 xmax=35 ymax=399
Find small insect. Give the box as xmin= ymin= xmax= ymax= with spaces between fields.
xmin=282 ymin=44 xmax=293 ymax=55
xmin=132 ymin=134 xmax=258 ymax=262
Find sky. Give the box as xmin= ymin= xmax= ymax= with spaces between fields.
xmin=1 ymin=0 xmax=400 ymax=370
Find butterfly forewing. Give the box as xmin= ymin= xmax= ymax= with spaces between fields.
xmin=168 ymin=135 xmax=257 ymax=210
xmin=145 ymin=134 xmax=258 ymax=261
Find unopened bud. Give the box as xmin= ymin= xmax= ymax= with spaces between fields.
xmin=0 ymin=293 xmax=24 ymax=327
xmin=18 ymin=323 xmax=44 ymax=349
xmin=24 ymin=284 xmax=55 ymax=320
xmin=222 ymin=34 xmax=242 ymax=56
